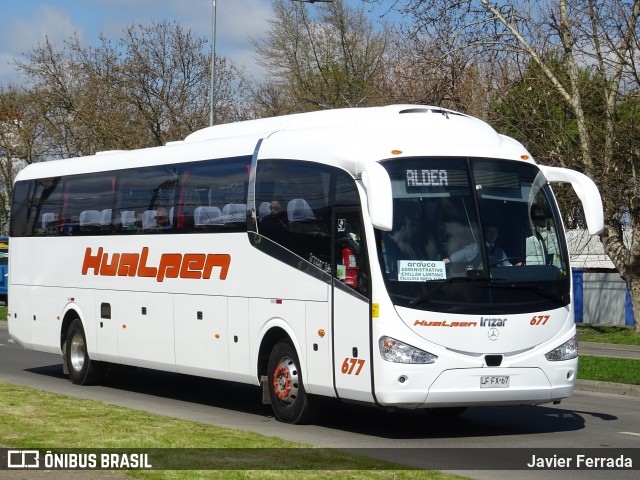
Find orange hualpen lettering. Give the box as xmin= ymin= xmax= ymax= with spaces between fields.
xmin=100 ymin=252 xmax=120 ymax=276
xmin=82 ymin=247 xmax=230 ymax=283
xmin=414 ymin=319 xmax=478 ymax=327
xmin=82 ymin=247 xmax=103 ymax=275
xmin=118 ymin=253 xmax=140 ymax=277
xmin=138 ymin=247 xmax=158 ymax=278
xmin=203 ymin=254 xmax=230 ymax=280
xmin=180 ymin=253 xmax=206 ymax=279
xmin=157 ymin=253 xmax=182 ymax=282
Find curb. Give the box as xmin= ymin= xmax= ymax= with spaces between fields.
xmin=576 ymin=379 xmax=640 ymax=398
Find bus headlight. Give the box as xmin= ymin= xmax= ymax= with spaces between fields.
xmin=545 ymin=335 xmax=578 ymax=361
xmin=379 ymin=336 xmax=437 ymax=364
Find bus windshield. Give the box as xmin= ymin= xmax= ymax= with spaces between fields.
xmin=376 ymin=157 xmax=570 ymax=315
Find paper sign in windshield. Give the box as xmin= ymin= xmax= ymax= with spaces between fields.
xmin=398 ymin=260 xmax=446 ymax=281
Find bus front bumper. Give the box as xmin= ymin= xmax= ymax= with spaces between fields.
xmin=375 ymin=365 xmax=576 ymax=408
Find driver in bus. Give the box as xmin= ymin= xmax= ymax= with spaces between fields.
xmin=443 ymin=225 xmax=520 ymax=267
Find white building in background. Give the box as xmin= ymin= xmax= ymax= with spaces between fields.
xmin=567 ymin=228 xmax=632 ymax=269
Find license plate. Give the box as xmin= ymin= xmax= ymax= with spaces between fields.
xmin=480 ymin=375 xmax=510 ymax=388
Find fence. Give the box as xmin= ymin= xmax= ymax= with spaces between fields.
xmin=572 ymin=269 xmax=634 ymax=326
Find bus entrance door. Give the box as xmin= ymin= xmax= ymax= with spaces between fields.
xmin=331 ymin=208 xmax=374 ymax=403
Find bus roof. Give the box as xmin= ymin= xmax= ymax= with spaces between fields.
xmin=15 ymin=105 xmax=535 ymax=182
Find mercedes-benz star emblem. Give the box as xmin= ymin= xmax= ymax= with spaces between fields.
xmin=488 ymin=328 xmax=499 ymax=341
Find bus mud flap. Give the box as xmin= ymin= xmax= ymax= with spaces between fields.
xmin=260 ymin=375 xmax=271 ymax=404
xmin=62 ymin=341 xmax=69 ymax=375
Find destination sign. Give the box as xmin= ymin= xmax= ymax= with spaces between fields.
xmin=406 ymin=169 xmax=448 ymax=187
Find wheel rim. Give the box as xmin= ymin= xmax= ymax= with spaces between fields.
xmin=69 ymin=332 xmax=86 ymax=373
xmin=272 ymin=355 xmax=299 ymax=406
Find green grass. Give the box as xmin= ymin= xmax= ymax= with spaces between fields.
xmin=577 ymin=324 xmax=640 ymax=345
xmin=577 ymin=355 xmax=640 ymax=385
xmin=0 ymin=305 xmax=7 ymax=320
xmin=572 ymin=324 xmax=640 ymax=386
xmin=0 ymin=382 xmax=466 ymax=480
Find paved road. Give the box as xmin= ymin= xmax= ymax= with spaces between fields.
xmin=580 ymin=341 xmax=640 ymax=359
xmin=1 ymin=322 xmax=639 ymax=480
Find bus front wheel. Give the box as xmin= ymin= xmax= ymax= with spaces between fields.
xmin=64 ymin=319 xmax=103 ymax=385
xmin=267 ymin=341 xmax=316 ymax=424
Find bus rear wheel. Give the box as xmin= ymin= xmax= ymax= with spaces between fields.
xmin=65 ymin=319 xmax=103 ymax=385
xmin=267 ymin=341 xmax=316 ymax=424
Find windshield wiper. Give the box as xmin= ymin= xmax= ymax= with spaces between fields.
xmin=410 ymin=276 xmax=488 ymax=307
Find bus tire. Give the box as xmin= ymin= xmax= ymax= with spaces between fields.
xmin=267 ymin=341 xmax=316 ymax=424
xmin=65 ymin=319 xmax=103 ymax=385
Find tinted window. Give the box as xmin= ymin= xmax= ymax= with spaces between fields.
xmin=255 ymin=159 xmax=359 ymax=272
xmin=377 ymin=157 xmax=570 ymax=314
xmin=63 ymin=173 xmax=116 ymax=235
xmin=114 ymin=166 xmax=178 ymax=233
xmin=10 ymin=180 xmax=36 ymax=237
xmin=21 ymin=177 xmax=65 ymax=237
xmin=176 ymin=158 xmax=250 ymax=233
xmin=10 ymin=156 xmax=251 ymax=237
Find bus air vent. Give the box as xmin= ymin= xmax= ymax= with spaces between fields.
xmin=399 ymin=108 xmax=465 ymax=118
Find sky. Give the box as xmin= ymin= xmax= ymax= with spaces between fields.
xmin=0 ymin=0 xmax=394 ymax=86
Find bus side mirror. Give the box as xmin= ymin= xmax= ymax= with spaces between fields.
xmin=362 ymin=162 xmax=393 ymax=231
xmin=539 ymin=165 xmax=604 ymax=236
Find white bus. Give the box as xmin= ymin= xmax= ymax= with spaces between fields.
xmin=9 ymin=105 xmax=603 ymax=424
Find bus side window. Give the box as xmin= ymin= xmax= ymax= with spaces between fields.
xmin=287 ymin=199 xmax=318 ymax=234
xmin=335 ymin=212 xmax=368 ymax=296
xmin=255 ymin=159 xmax=360 ymax=277
xmin=41 ymin=212 xmax=56 ymax=228
xmin=176 ymin=157 xmax=250 ymax=234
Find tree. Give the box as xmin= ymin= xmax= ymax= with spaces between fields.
xmin=0 ymin=86 xmax=49 ymax=165
xmin=489 ymin=58 xmax=601 ymax=221
xmin=118 ymin=20 xmax=236 ymax=145
xmin=249 ymin=0 xmax=390 ymax=115
xmin=15 ymin=19 xmax=243 ymax=156
xmin=17 ymin=36 xmax=140 ymax=157
xmin=0 ymin=87 xmax=49 ymax=230
xmin=382 ymin=0 xmax=640 ymax=332
xmin=378 ymin=8 xmax=494 ymax=117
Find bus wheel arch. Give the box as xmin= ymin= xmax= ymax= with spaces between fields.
xmin=60 ymin=309 xmax=80 ymax=355
xmin=257 ymin=327 xmax=290 ymax=381
xmin=61 ymin=314 xmax=104 ymax=385
xmin=258 ymin=327 xmax=317 ymax=424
